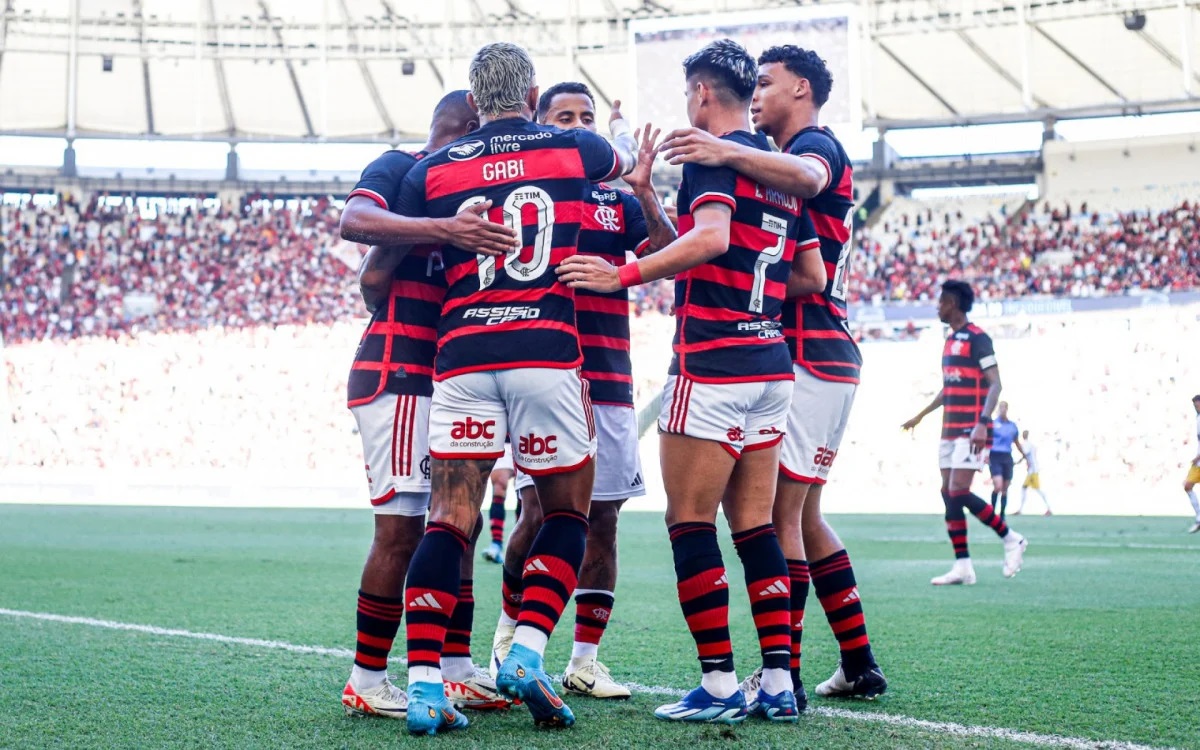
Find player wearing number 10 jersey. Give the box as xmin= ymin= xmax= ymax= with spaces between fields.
xmin=660 ymin=45 xmax=886 ymax=705
xmin=393 ymin=43 xmax=637 ymax=735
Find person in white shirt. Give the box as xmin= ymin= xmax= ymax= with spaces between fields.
xmin=1184 ymin=395 xmax=1200 ymax=534
xmin=1013 ymin=430 xmax=1052 ymax=516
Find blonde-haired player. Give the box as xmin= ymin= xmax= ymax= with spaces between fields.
xmin=1013 ymin=430 xmax=1051 ymax=516
xmin=1184 ymin=395 xmax=1200 ymax=534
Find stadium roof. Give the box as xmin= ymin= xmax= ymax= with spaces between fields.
xmin=0 ymin=0 xmax=1197 ymax=141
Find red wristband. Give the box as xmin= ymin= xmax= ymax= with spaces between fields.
xmin=617 ymin=261 xmax=644 ymax=288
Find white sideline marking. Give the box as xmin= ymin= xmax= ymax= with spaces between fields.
xmin=0 ymin=607 xmax=1171 ymax=750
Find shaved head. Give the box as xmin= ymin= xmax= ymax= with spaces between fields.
xmin=428 ymin=89 xmax=480 ymax=150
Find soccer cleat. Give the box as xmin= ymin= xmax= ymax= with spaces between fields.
xmin=931 ymin=561 xmax=976 ymax=586
xmin=740 ymin=667 xmax=807 ymax=714
xmin=1188 ymin=521 xmax=1200 ymax=534
xmin=1002 ymin=533 xmax=1028 ymax=578
xmin=562 ymin=657 xmax=631 ymax=699
xmin=482 ymin=541 xmax=503 ymax=564
xmin=654 ymin=685 xmax=747 ymax=724
xmin=489 ymin=620 xmax=516 ymax=679
xmin=405 ymin=682 xmax=468 ymax=736
xmin=342 ymin=677 xmax=407 ymax=719
xmin=749 ymin=688 xmax=800 ymax=723
xmin=444 ymin=664 xmax=511 ymax=710
xmin=815 ymin=664 xmax=888 ymax=700
xmin=496 ymin=643 xmax=575 ymax=728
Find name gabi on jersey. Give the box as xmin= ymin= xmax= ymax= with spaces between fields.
xmin=462 ymin=305 xmax=541 ymax=325
xmin=482 ymin=160 xmax=526 ymax=181
xmin=754 ymin=184 xmax=799 ymax=212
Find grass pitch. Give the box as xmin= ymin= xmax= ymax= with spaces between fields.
xmin=0 ymin=505 xmax=1197 ymax=749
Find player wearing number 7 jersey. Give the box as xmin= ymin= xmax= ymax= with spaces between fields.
xmin=660 ymin=45 xmax=886 ymax=705
xmin=392 ymin=43 xmax=637 ymax=736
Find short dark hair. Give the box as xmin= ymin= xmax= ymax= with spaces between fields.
xmin=683 ymin=38 xmax=757 ymax=103
xmin=758 ymin=45 xmax=833 ymax=108
xmin=1193 ymin=394 xmax=1200 ymax=402
xmin=536 ymin=81 xmax=594 ymax=122
xmin=942 ymin=281 xmax=975 ymax=313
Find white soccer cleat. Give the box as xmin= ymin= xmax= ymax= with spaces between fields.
xmin=444 ymin=664 xmax=511 ymax=710
xmin=815 ymin=664 xmax=887 ymax=700
xmin=931 ymin=560 xmax=976 ymax=586
xmin=488 ymin=620 xmax=515 ymax=680
xmin=738 ymin=667 xmax=763 ymax=712
xmin=342 ymin=677 xmax=408 ymax=719
xmin=1002 ymin=533 xmax=1028 ymax=578
xmin=1188 ymin=521 xmax=1200 ymax=534
xmin=562 ymin=657 xmax=632 ymax=699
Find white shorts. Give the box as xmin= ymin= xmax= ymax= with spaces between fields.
xmin=349 ymin=393 xmax=431 ymax=515
xmin=493 ymin=444 xmax=514 ymax=474
xmin=658 ymin=375 xmax=791 ymax=458
xmin=515 ymin=404 xmax=646 ymax=501
xmin=430 ymin=368 xmax=597 ymax=475
xmin=939 ymin=437 xmax=988 ymax=471
xmin=779 ymin=366 xmax=856 ymax=484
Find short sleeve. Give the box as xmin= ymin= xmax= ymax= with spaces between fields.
xmin=793 ymin=206 xmax=820 ymax=252
xmin=682 ymin=163 xmax=737 ymax=214
xmin=393 ymin=164 xmax=429 ymax=219
xmin=347 ymin=150 xmax=419 ymax=210
xmin=786 ymin=130 xmax=843 ymax=196
xmin=619 ymin=191 xmax=650 ymax=256
xmin=973 ymin=331 xmax=997 ymax=370
xmin=574 ymin=129 xmax=621 ymax=183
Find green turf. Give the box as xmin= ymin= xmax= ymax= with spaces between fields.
xmin=0 ymin=505 xmax=1197 ymax=749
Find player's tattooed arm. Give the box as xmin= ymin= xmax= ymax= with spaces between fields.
xmin=358 ymin=244 xmax=406 ymax=312
xmin=608 ymin=99 xmax=639 ymax=177
xmin=623 ymin=123 xmax=677 ymax=254
xmin=428 ymin=458 xmax=495 ymax=534
xmin=902 ymin=390 xmax=945 ymax=431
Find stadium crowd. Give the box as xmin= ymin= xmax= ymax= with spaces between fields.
xmin=3 ymin=193 xmax=1199 ymax=346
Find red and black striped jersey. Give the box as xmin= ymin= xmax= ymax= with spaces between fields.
xmin=395 ymin=118 xmax=621 ymax=380
xmin=346 ymin=149 xmax=448 ymax=405
xmin=941 ymin=323 xmax=997 ymax=440
xmin=670 ymin=130 xmax=805 ymax=384
xmin=577 ymin=184 xmax=649 ymax=407
xmin=780 ymin=127 xmax=863 ymax=384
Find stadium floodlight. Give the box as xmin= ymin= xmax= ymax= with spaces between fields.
xmin=1123 ymin=11 xmax=1146 ymax=31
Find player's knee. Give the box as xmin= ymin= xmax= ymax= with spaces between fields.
xmin=588 ymin=502 xmax=621 ymax=543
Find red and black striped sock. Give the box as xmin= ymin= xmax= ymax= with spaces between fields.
xmin=488 ymin=493 xmax=506 ymax=544
xmin=573 ymin=589 xmax=615 ymax=655
xmin=785 ymin=559 xmax=810 ymax=690
xmin=943 ymin=490 xmax=970 ymax=559
xmin=501 ymin=565 xmax=523 ymax=621
xmin=513 ymin=509 xmax=589 ymax=654
xmin=958 ymin=491 xmax=1010 ymax=537
xmin=811 ymin=549 xmax=876 ymax=678
xmin=354 ymin=590 xmax=404 ymax=672
xmin=403 ymin=522 xmax=468 ymax=679
xmin=733 ymin=525 xmax=791 ymax=673
xmin=669 ymin=522 xmax=733 ymax=675
xmin=444 ymin=578 xmax=473 ymax=661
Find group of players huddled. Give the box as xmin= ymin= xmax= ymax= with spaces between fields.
xmin=332 ymin=38 xmax=1027 ymax=736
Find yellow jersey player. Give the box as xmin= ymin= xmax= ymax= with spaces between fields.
xmin=1185 ymin=395 xmax=1200 ymax=534
xmin=1013 ymin=430 xmax=1051 ymax=516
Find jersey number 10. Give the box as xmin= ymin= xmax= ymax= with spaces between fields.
xmin=458 ymin=187 xmax=556 ymax=289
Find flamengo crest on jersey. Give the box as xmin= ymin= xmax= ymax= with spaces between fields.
xmin=346 ymin=149 xmax=448 ymax=405
xmin=780 ymin=126 xmax=863 ymax=384
xmin=941 ymin=323 xmax=997 ymax=441
xmin=577 ymin=185 xmax=650 ymax=406
xmin=394 ymin=118 xmax=621 ymax=379
xmin=671 ymin=130 xmax=802 ymax=384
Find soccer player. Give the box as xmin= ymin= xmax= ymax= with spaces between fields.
xmin=989 ymin=402 xmax=1023 ymax=519
xmin=338 ymin=91 xmax=517 ymax=720
xmin=901 ymin=281 xmax=1028 ymax=585
xmin=481 ymin=443 xmax=514 ymax=563
xmin=1013 ymin=430 xmax=1052 ymax=516
xmin=393 ymin=42 xmax=638 ymax=735
xmin=660 ymin=44 xmax=887 ymax=705
xmin=561 ymin=39 xmax=823 ymax=725
xmin=1187 ymin=396 xmax=1200 ymax=533
xmin=489 ymin=81 xmax=676 ymax=700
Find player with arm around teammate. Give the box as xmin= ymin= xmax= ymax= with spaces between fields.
xmin=490 ymin=81 xmax=676 ymax=700
xmin=392 ymin=42 xmax=639 ymax=735
xmin=561 ymin=39 xmax=824 ymax=725
xmin=902 ymin=281 xmax=1027 ymax=585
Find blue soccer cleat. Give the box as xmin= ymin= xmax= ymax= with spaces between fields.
xmin=405 ymin=681 xmax=469 ymax=736
xmin=749 ymin=687 xmax=800 ymax=723
xmin=496 ymin=643 xmax=575 ymax=728
xmin=654 ymin=685 xmax=748 ymax=724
